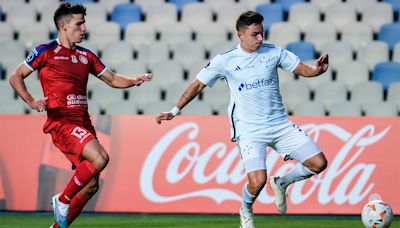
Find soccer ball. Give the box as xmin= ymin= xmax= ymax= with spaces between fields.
xmin=361 ymin=200 xmax=393 ymax=228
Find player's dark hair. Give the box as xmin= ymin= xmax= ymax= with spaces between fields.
xmin=236 ymin=11 xmax=264 ymax=31
xmin=54 ymin=2 xmax=86 ymax=30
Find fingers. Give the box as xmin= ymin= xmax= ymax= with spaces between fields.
xmin=156 ymin=112 xmax=173 ymax=124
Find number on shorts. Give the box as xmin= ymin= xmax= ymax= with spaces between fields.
xmin=71 ymin=126 xmax=89 ymax=139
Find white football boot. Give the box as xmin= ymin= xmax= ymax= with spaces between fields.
xmin=239 ymin=206 xmax=255 ymax=228
xmin=269 ymin=176 xmax=288 ymax=214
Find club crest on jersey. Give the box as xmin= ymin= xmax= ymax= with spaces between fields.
xmin=79 ymin=55 xmax=88 ymax=64
xmin=71 ymin=55 xmax=78 ymax=63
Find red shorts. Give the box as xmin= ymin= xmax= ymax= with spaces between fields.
xmin=49 ymin=122 xmax=96 ymax=167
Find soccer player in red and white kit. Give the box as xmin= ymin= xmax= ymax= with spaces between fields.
xmin=9 ymin=2 xmax=152 ymax=228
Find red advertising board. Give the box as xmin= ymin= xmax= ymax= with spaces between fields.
xmin=0 ymin=115 xmax=398 ymax=214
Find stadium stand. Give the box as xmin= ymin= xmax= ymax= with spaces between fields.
xmin=104 ymin=100 xmax=139 ymax=115
xmin=180 ymin=100 xmax=214 ymax=115
xmin=364 ymin=102 xmax=398 ymax=116
xmin=0 ymin=0 xmax=399 ymax=116
xmin=127 ymin=82 xmax=163 ymax=111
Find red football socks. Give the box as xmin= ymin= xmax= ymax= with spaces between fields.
xmin=59 ymin=160 xmax=98 ymax=204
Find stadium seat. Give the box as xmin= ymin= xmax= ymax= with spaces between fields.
xmin=23 ymin=74 xmax=45 ymax=100
xmin=102 ymin=0 xmax=130 ymax=14
xmin=88 ymin=99 xmax=101 ymax=115
xmin=335 ymin=61 xmax=370 ymax=90
xmin=79 ymin=40 xmax=99 ymax=56
xmin=172 ymin=41 xmax=206 ymax=69
xmin=212 ymin=2 xmax=249 ymax=33
xmin=101 ymin=41 xmax=134 ymax=69
xmin=87 ymin=22 xmax=120 ymax=50
xmin=0 ymin=79 xmax=15 ymax=100
xmin=181 ymin=3 xmax=213 ymax=27
xmin=314 ymin=81 xmax=348 ymax=110
xmin=339 ymin=22 xmax=373 ymax=50
xmin=275 ymin=0 xmax=305 ymax=13
xmin=291 ymin=101 xmax=326 ymax=116
xmin=186 ymin=60 xmax=209 ymax=82
xmin=180 ymin=100 xmax=214 ymax=115
xmin=169 ymin=0 xmax=199 ymax=13
xmin=324 ymin=3 xmax=357 ymax=29
xmin=144 ymin=3 xmax=178 ymax=26
xmin=242 ymin=0 xmax=272 ymax=10
xmin=113 ymin=60 xmax=148 ymax=77
xmin=387 ymin=82 xmax=400 ymax=111
xmin=104 ymin=100 xmax=139 ymax=115
xmin=124 ymin=22 xmax=157 ymax=46
xmin=31 ymin=0 xmax=58 ymax=12
xmin=346 ymin=0 xmax=378 ymax=13
xmin=278 ymin=68 xmax=296 ymax=85
xmin=6 ymin=4 xmax=38 ymax=28
xmin=127 ymin=80 xmax=163 ymax=110
xmin=303 ymin=22 xmax=336 ymax=52
xmin=310 ymin=0 xmax=342 ymax=14
xmin=320 ymin=41 xmax=353 ymax=71
xmin=0 ymin=63 xmax=4 ymax=79
xmin=286 ymin=41 xmax=316 ymax=62
xmin=17 ymin=23 xmax=50 ymax=49
xmin=136 ymin=42 xmax=170 ymax=66
xmin=38 ymin=1 xmax=59 ymax=32
xmin=142 ymin=101 xmax=175 ymax=115
xmin=158 ymin=22 xmax=192 ymax=47
xmin=193 ymin=23 xmax=229 ymax=50
xmin=255 ymin=3 xmax=284 ymax=32
xmin=268 ymin=22 xmax=301 ymax=48
xmin=65 ymin=0 xmax=95 ymax=3
xmin=0 ymin=22 xmax=14 ymax=43
xmin=350 ymin=81 xmax=384 ymax=109
xmin=0 ymin=0 xmax=26 ymax=12
xmin=357 ymin=41 xmax=390 ymax=70
xmin=327 ymin=101 xmax=362 ymax=116
xmin=364 ymin=102 xmax=398 ymax=116
xmin=0 ymin=100 xmax=26 ymax=114
xmin=288 ymin=3 xmax=320 ymax=31
xmin=0 ymin=41 xmax=26 ymax=78
xmin=298 ymin=59 xmax=333 ymax=90
xmin=280 ymin=80 xmax=311 ymax=112
xmin=371 ymin=61 xmax=400 ymax=92
xmin=164 ymin=81 xmax=194 ymax=102
xmin=111 ymin=3 xmax=142 ymax=32
xmin=90 ymin=83 xmax=125 ymax=110
xmin=383 ymin=0 xmax=400 ymax=13
xmin=84 ymin=3 xmax=108 ymax=28
xmin=393 ymin=42 xmax=400 ymax=63
xmin=360 ymin=2 xmax=393 ymax=33
xmin=378 ymin=23 xmax=400 ymax=51
xmin=149 ymin=60 xmax=185 ymax=90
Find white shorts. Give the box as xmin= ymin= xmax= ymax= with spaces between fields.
xmin=236 ymin=123 xmax=321 ymax=173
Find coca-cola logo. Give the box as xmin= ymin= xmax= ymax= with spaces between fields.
xmin=140 ymin=122 xmax=391 ymax=205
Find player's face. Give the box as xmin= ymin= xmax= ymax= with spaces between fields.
xmin=65 ymin=14 xmax=86 ymax=43
xmin=237 ymin=23 xmax=264 ymax=53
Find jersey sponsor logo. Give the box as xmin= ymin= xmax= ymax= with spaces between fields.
xmin=66 ymin=94 xmax=88 ymax=107
xmin=79 ymin=55 xmax=88 ymax=64
xmin=71 ymin=55 xmax=78 ymax=63
xmin=54 ymin=56 xmax=69 ymax=60
xmin=76 ymin=49 xmax=87 ymax=56
xmin=238 ymin=78 xmax=275 ymax=91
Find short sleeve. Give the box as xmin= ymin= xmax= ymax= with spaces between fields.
xmin=278 ymin=48 xmax=300 ymax=73
xmin=24 ymin=44 xmax=47 ymax=71
xmin=196 ymin=55 xmax=226 ymax=87
xmin=89 ymin=52 xmax=107 ymax=77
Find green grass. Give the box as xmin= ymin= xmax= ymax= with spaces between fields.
xmin=0 ymin=212 xmax=399 ymax=228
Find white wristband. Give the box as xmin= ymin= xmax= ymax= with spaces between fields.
xmin=170 ymin=106 xmax=180 ymax=116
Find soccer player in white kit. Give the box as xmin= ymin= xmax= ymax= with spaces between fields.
xmin=156 ymin=11 xmax=328 ymax=228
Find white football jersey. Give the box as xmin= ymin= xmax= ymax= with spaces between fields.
xmin=196 ymin=43 xmax=300 ymax=141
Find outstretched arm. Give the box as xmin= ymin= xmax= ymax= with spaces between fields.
xmin=293 ymin=54 xmax=329 ymax=78
xmin=9 ymin=63 xmax=48 ymax=112
xmin=99 ymin=69 xmax=152 ymax=88
xmin=156 ymin=79 xmax=207 ymax=124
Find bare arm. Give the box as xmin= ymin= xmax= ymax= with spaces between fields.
xmin=99 ymin=69 xmax=152 ymax=88
xmin=9 ymin=63 xmax=48 ymax=112
xmin=156 ymin=79 xmax=207 ymax=124
xmin=293 ymin=54 xmax=329 ymax=78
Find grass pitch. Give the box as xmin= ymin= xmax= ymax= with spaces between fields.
xmin=0 ymin=212 xmax=399 ymax=227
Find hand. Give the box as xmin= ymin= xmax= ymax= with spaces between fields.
xmin=156 ymin=112 xmax=175 ymax=124
xmin=315 ymin=54 xmax=329 ymax=75
xmin=29 ymin=97 xmax=48 ymax=112
xmin=134 ymin=73 xmax=152 ymax=86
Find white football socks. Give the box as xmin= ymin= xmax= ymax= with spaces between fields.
xmin=241 ymin=183 xmax=256 ymax=210
xmin=276 ymin=163 xmax=316 ymax=190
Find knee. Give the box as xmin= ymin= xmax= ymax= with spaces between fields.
xmin=248 ymin=176 xmax=267 ymax=192
xmin=310 ymin=155 xmax=328 ymax=174
xmin=94 ymin=152 xmax=109 ymax=171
